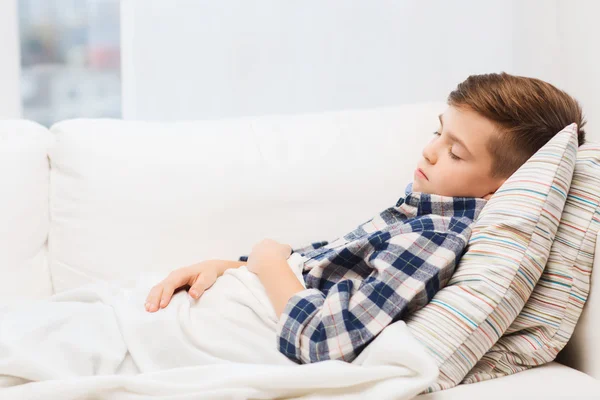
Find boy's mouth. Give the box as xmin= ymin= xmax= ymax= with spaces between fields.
xmin=415 ymin=168 xmax=429 ymax=180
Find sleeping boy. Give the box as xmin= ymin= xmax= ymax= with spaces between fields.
xmin=145 ymin=72 xmax=586 ymax=364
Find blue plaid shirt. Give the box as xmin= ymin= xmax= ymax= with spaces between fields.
xmin=238 ymin=183 xmax=487 ymax=364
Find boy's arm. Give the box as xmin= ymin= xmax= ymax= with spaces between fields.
xmin=253 ymin=256 xmax=306 ymax=317
xmin=214 ymin=259 xmax=247 ymax=276
xmin=237 ymin=240 xmax=329 ymax=262
xmin=275 ymin=230 xmax=466 ymax=364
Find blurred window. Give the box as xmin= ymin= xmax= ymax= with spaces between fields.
xmin=19 ymin=0 xmax=121 ymax=127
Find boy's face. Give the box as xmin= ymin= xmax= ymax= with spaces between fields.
xmin=412 ymin=105 xmax=506 ymax=199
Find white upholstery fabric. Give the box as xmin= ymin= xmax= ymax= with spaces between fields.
xmin=0 ymin=120 xmax=54 ymax=309
xmin=47 ymin=103 xmax=445 ymax=292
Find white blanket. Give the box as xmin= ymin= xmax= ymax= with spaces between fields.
xmin=0 ymin=253 xmax=438 ymax=399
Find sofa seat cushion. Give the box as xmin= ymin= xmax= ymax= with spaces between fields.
xmin=417 ymin=362 xmax=600 ymax=400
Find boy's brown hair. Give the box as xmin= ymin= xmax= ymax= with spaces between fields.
xmin=448 ymin=72 xmax=586 ymax=179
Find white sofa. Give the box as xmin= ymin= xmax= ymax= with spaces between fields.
xmin=1 ymin=102 xmax=599 ymax=399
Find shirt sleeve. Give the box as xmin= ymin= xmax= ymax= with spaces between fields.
xmin=275 ymin=230 xmax=466 ymax=364
xmin=237 ymin=240 xmax=329 ymax=262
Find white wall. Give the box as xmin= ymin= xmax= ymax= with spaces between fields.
xmin=0 ymin=0 xmax=22 ymax=119
xmin=121 ymin=0 xmax=516 ymax=120
xmin=556 ymin=0 xmax=600 ymax=141
xmin=511 ymin=0 xmax=562 ymax=84
xmin=512 ymin=0 xmax=600 ymax=141
xmin=120 ymin=0 xmax=599 ymax=142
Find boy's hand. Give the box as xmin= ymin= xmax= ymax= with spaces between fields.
xmin=145 ymin=260 xmax=219 ymax=312
xmin=247 ymin=238 xmax=292 ymax=276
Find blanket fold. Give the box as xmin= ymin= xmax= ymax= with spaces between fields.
xmin=0 ymin=256 xmax=438 ymax=399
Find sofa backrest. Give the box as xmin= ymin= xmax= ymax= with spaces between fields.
xmin=47 ymin=103 xmax=445 ymax=292
xmin=0 ymin=120 xmax=54 ymax=309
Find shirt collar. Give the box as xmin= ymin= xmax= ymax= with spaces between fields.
xmin=395 ymin=182 xmax=488 ymax=220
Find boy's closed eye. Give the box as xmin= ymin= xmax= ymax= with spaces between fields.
xmin=432 ymin=131 xmax=462 ymax=161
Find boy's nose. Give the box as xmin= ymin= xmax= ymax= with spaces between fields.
xmin=422 ymin=144 xmax=437 ymax=165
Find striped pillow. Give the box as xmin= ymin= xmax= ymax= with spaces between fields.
xmin=404 ymin=123 xmax=578 ymax=393
xmin=462 ymin=141 xmax=600 ymax=382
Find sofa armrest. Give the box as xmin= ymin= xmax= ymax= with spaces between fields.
xmin=417 ymin=362 xmax=600 ymax=399
xmin=556 ymin=229 xmax=600 ymax=379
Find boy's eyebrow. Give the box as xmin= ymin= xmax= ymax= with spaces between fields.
xmin=438 ymin=114 xmax=473 ymax=157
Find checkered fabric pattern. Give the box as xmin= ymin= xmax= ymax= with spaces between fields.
xmin=238 ymin=183 xmax=487 ymax=364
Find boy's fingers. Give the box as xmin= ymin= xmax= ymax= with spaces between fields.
xmin=145 ymin=285 xmax=160 ymax=307
xmin=160 ymin=283 xmax=176 ymax=308
xmin=189 ymin=285 xmax=204 ymax=299
xmin=189 ymin=276 xmax=208 ymax=299
xmin=145 ymin=270 xmax=188 ymax=312
xmin=145 ymin=285 xmax=164 ymax=312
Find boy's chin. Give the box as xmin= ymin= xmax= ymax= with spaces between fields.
xmin=412 ymin=182 xmax=439 ymax=196
xmin=412 ymin=181 xmax=425 ymax=193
